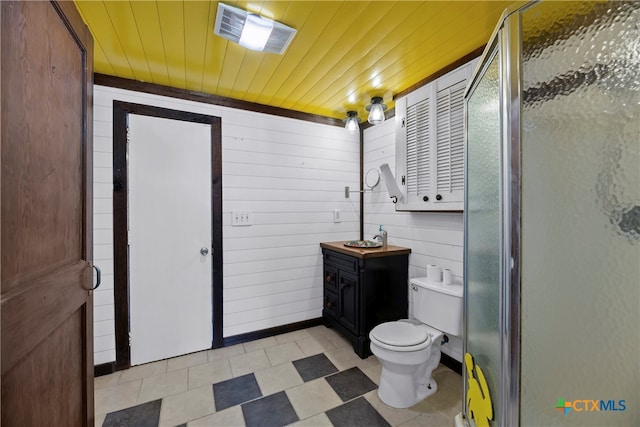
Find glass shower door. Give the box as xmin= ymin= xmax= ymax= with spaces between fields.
xmin=464 ymin=45 xmax=503 ymax=426
xmin=518 ymin=2 xmax=640 ymax=425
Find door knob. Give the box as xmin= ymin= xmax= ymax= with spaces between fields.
xmin=200 ymin=247 xmax=209 ymax=256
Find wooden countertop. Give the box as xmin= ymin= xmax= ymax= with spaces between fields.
xmin=320 ymin=241 xmax=411 ymax=259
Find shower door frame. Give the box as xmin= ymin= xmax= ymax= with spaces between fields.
xmin=462 ymin=2 xmax=532 ymax=425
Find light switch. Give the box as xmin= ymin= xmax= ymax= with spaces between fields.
xmin=232 ymin=210 xmax=253 ymax=226
xmin=333 ymin=209 xmax=341 ymax=223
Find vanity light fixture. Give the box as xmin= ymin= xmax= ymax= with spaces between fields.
xmin=366 ymin=96 xmax=388 ymax=125
xmin=214 ymin=3 xmax=296 ymax=54
xmin=343 ymin=111 xmax=361 ymax=133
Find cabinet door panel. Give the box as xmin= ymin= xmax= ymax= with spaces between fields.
xmin=338 ymin=272 xmax=358 ymax=334
xmin=394 ymin=58 xmax=478 ymax=211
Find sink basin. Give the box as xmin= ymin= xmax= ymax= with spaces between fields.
xmin=344 ymin=240 xmax=382 ymax=248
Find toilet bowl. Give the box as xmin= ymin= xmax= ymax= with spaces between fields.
xmin=369 ymin=277 xmax=463 ymax=408
xmin=370 ymin=320 xmax=443 ymax=408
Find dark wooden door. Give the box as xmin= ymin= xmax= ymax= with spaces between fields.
xmin=1 ymin=1 xmax=94 ymax=425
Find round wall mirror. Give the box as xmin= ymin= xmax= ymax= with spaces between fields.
xmin=365 ymin=168 xmax=381 ymax=189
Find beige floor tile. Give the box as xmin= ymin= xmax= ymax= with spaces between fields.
xmin=398 ymin=411 xmax=453 ymax=427
xmin=158 ymin=385 xmax=216 ymax=427
xmin=119 ymin=359 xmax=167 ymax=383
xmin=325 ymin=331 xmax=352 ymax=349
xmin=229 ymin=349 xmax=271 ymax=377
xmin=357 ymin=354 xmax=381 ymax=370
xmin=325 ymin=346 xmax=363 ymax=371
xmin=94 ymin=380 xmax=142 ymax=415
xmin=421 ymin=368 xmax=463 ymax=420
xmin=94 ymin=412 xmax=106 ymax=427
xmin=305 ymin=325 xmax=335 ymax=339
xmin=242 ymin=336 xmax=277 ymax=352
xmin=208 ymin=344 xmax=245 ymax=361
xmin=254 ymin=362 xmax=303 ymax=396
xmin=286 ymin=378 xmax=343 ymax=420
xmin=138 ymin=369 xmax=189 ymax=403
xmin=289 ymin=412 xmax=333 ymax=426
xmin=94 ymin=371 xmax=122 ymax=389
xmin=274 ymin=329 xmax=311 ymax=344
xmin=188 ymin=405 xmax=245 ymax=427
xmin=364 ymin=390 xmax=421 ymax=426
xmin=265 ymin=341 xmax=305 ymax=366
xmin=307 ymin=326 xmax=347 ymax=344
xmin=295 ymin=336 xmax=337 ymax=356
xmin=189 ymin=359 xmax=233 ymax=389
xmin=167 ymin=350 xmax=209 ymax=372
xmin=409 ymin=390 xmax=462 ymax=421
xmin=358 ymin=354 xmax=382 ymax=385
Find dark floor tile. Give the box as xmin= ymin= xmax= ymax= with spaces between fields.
xmin=213 ymin=373 xmax=262 ymax=411
xmin=292 ymin=353 xmax=338 ymax=382
xmin=102 ymin=399 xmax=162 ymax=427
xmin=326 ymin=397 xmax=390 ymax=427
xmin=241 ymin=391 xmax=299 ymax=427
xmin=325 ymin=366 xmax=377 ymax=402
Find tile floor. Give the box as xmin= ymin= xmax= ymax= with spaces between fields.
xmin=95 ymin=325 xmax=462 ymax=427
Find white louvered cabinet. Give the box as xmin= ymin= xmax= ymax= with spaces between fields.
xmin=394 ymin=59 xmax=477 ymax=211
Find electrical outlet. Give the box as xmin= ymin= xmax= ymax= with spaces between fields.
xmin=231 ymin=210 xmax=253 ymax=226
xmin=333 ymin=209 xmax=341 ymax=223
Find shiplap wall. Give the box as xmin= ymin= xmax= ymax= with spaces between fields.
xmin=93 ymin=85 xmax=360 ymax=365
xmin=363 ymin=119 xmax=464 ymax=361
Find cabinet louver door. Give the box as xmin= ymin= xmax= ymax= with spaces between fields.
xmin=406 ymin=97 xmax=431 ymax=198
xmin=436 ymin=80 xmax=466 ymax=201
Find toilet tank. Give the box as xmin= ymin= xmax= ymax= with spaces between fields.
xmin=411 ymin=277 xmax=463 ymax=337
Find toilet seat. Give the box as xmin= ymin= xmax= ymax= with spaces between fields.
xmin=370 ymin=321 xmax=432 ymax=352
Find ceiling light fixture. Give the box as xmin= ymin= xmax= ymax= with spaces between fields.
xmin=366 ymin=96 xmax=387 ymax=125
xmin=343 ymin=111 xmax=361 ymax=133
xmin=239 ymin=14 xmax=274 ymax=51
xmin=214 ymin=3 xmax=297 ymax=54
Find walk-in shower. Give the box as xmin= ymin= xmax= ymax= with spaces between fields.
xmin=463 ymin=1 xmax=639 ymax=425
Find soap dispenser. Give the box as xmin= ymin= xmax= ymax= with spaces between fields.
xmin=375 ymin=225 xmax=388 ymax=248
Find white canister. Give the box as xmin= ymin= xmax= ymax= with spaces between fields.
xmin=427 ymin=264 xmax=442 ymax=282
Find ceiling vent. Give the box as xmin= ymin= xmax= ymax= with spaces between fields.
xmin=214 ymin=3 xmax=296 ymax=54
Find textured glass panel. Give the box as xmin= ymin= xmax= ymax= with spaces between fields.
xmin=520 ymin=1 xmax=640 ymax=426
xmin=465 ymin=50 xmax=502 ymax=422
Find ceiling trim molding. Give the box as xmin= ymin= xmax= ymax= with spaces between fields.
xmin=393 ymin=45 xmax=486 ymax=101
xmin=93 ymin=74 xmax=345 ymax=128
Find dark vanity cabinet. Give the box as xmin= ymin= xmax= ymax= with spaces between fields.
xmin=320 ymin=242 xmax=411 ymax=358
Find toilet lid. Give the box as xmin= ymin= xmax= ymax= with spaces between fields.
xmin=371 ymin=322 xmax=430 ymax=347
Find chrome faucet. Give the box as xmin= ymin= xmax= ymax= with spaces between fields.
xmin=373 ymin=226 xmax=388 ymax=248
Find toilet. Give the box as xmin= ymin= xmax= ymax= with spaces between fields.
xmin=369 ymin=276 xmax=463 ymax=408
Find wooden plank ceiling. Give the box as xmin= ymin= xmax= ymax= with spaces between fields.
xmin=75 ymin=0 xmax=518 ymax=121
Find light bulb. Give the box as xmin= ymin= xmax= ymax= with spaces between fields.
xmin=367 ymin=103 xmax=385 ymax=124
xmin=345 ymin=117 xmax=359 ymax=133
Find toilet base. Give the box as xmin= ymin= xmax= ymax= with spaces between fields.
xmin=373 ymin=343 xmax=442 ymax=408
xmin=378 ymin=368 xmax=438 ymax=408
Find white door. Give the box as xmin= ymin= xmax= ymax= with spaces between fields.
xmin=128 ymin=113 xmax=213 ymax=366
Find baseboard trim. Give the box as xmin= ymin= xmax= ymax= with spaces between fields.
xmin=222 ymin=318 xmax=324 ymax=347
xmin=440 ymin=352 xmax=462 ymax=375
xmin=94 ymin=361 xmax=116 ymax=378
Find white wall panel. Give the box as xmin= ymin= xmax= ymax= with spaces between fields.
xmin=363 ymin=118 xmax=464 ymax=362
xmin=92 ymin=85 xmax=360 ymax=365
